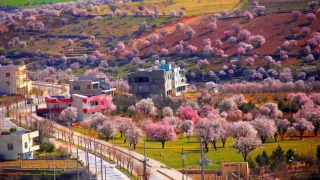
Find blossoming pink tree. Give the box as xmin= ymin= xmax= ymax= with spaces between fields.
xmin=196 ymin=118 xmax=223 ymax=151
xmin=250 ymin=117 xmax=277 ymax=143
xmin=233 ymin=136 xmax=261 ymax=161
xmin=145 ymin=122 xmax=176 ymax=148
xmin=162 ymin=107 xmax=173 ymax=117
xmin=59 ymin=106 xmax=77 ymax=153
xmin=98 ymin=121 xmax=116 ymax=141
xmin=259 ymin=102 xmax=283 ymax=119
xmin=229 ymin=121 xmax=257 ymax=140
xmin=87 ymin=112 xmax=106 ymax=130
xmin=179 ymin=120 xmax=193 ymax=143
xmin=125 ymin=125 xmax=142 ymax=149
xmin=275 ymin=118 xmax=290 ymax=141
xmin=135 ymin=98 xmax=157 ymax=116
xmin=293 ymin=118 xmax=314 ymax=139
xmin=177 ymin=106 xmax=200 ymax=123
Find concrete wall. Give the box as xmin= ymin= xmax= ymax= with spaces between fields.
xmin=0 ymin=66 xmax=17 ymax=95
xmin=71 ymin=94 xmax=86 ymax=122
xmin=0 ymin=131 xmax=39 ymax=160
xmin=221 ymin=162 xmax=249 ymax=180
xmin=69 ymin=80 xmax=102 ymax=95
xmin=128 ymin=69 xmax=172 ymax=97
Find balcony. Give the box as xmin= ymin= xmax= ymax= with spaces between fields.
xmin=36 ymin=108 xmax=65 ymax=113
xmin=29 ymin=145 xmax=40 ymax=151
xmin=83 ymin=105 xmax=105 ymax=113
xmin=16 ymin=81 xmax=28 ymax=88
xmin=16 ymin=73 xmax=26 ymax=79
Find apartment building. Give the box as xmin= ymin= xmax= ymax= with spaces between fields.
xmin=0 ymin=131 xmax=39 ymax=160
xmin=69 ymin=76 xmax=115 ymax=96
xmin=0 ymin=65 xmax=32 ymax=96
xmin=128 ymin=63 xmax=188 ymax=98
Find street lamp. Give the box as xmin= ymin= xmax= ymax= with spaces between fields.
xmin=53 ymin=156 xmax=56 ymax=180
xmin=182 ymin=151 xmax=188 ymax=180
xmin=141 ymin=141 xmax=149 ymax=180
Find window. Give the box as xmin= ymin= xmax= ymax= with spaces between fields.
xmin=24 ymin=142 xmax=28 ymax=149
xmin=6 ymin=73 xmax=10 ymax=77
xmin=6 ymin=82 xmax=10 ymax=86
xmin=7 ymin=144 xmax=13 ymax=150
xmin=135 ymin=77 xmax=149 ymax=83
xmin=87 ymin=85 xmax=91 ymax=89
xmin=74 ymin=86 xmax=80 ymax=90
xmin=54 ymin=104 xmax=59 ymax=108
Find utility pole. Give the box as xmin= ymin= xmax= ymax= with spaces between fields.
xmin=94 ymin=139 xmax=97 ymax=177
xmin=200 ymin=137 xmax=204 ymax=180
xmin=237 ymin=164 xmax=241 ymax=180
xmin=1 ymin=101 xmax=4 ymax=130
xmin=104 ymin=165 xmax=107 ymax=180
xmin=77 ymin=147 xmax=79 ymax=180
xmin=100 ymin=146 xmax=103 ymax=180
xmin=182 ymin=148 xmax=184 ymax=180
xmin=184 ymin=150 xmax=188 ymax=180
xmin=53 ymin=156 xmax=56 ymax=180
xmin=143 ymin=141 xmax=148 ymax=180
xmin=84 ymin=132 xmax=90 ymax=180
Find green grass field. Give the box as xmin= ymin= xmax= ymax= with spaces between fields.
xmin=72 ymin=127 xmax=320 ymax=170
xmin=0 ymin=0 xmax=77 ymax=8
xmin=0 ymin=0 xmax=240 ymax=14
xmin=127 ymin=0 xmax=240 ymax=16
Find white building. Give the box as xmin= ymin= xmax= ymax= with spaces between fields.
xmin=0 ymin=131 xmax=39 ymax=160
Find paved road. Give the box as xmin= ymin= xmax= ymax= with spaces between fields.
xmin=11 ymin=82 xmax=190 ymax=180
xmin=52 ymin=140 xmax=130 ymax=180
xmin=3 ymin=117 xmax=25 ymax=131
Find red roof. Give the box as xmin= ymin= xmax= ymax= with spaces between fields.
xmin=45 ymin=97 xmax=72 ymax=103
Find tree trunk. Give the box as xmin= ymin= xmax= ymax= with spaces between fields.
xmin=124 ymin=138 xmax=126 ymax=143
xmin=161 ymin=141 xmax=165 ymax=149
xmin=204 ymin=142 xmax=209 ymax=152
xmin=134 ymin=144 xmax=136 ymax=149
xmin=212 ymin=141 xmax=217 ymax=150
xmin=243 ymin=154 xmax=247 ymax=161
xmin=261 ymin=136 xmax=266 ymax=144
xmin=106 ymin=136 xmax=109 ymax=141
xmin=280 ymin=133 xmax=285 ymax=141
xmin=120 ymin=132 xmax=123 ymax=138
xmin=314 ymin=127 xmax=318 ymax=136
xmin=300 ymin=132 xmax=303 ymax=139
xmin=187 ymin=137 xmax=190 ymax=144
xmin=274 ymin=133 xmax=278 ymax=141
xmin=222 ymin=139 xmax=226 ymax=147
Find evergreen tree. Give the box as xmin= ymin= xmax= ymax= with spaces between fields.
xmin=270 ymin=145 xmax=285 ymax=169
xmin=255 ymin=150 xmax=270 ymax=172
xmin=285 ymin=149 xmax=295 ymax=163
xmin=247 ymin=156 xmax=256 ymax=168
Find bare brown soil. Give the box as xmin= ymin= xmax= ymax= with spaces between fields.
xmin=138 ymin=13 xmax=320 ymax=60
